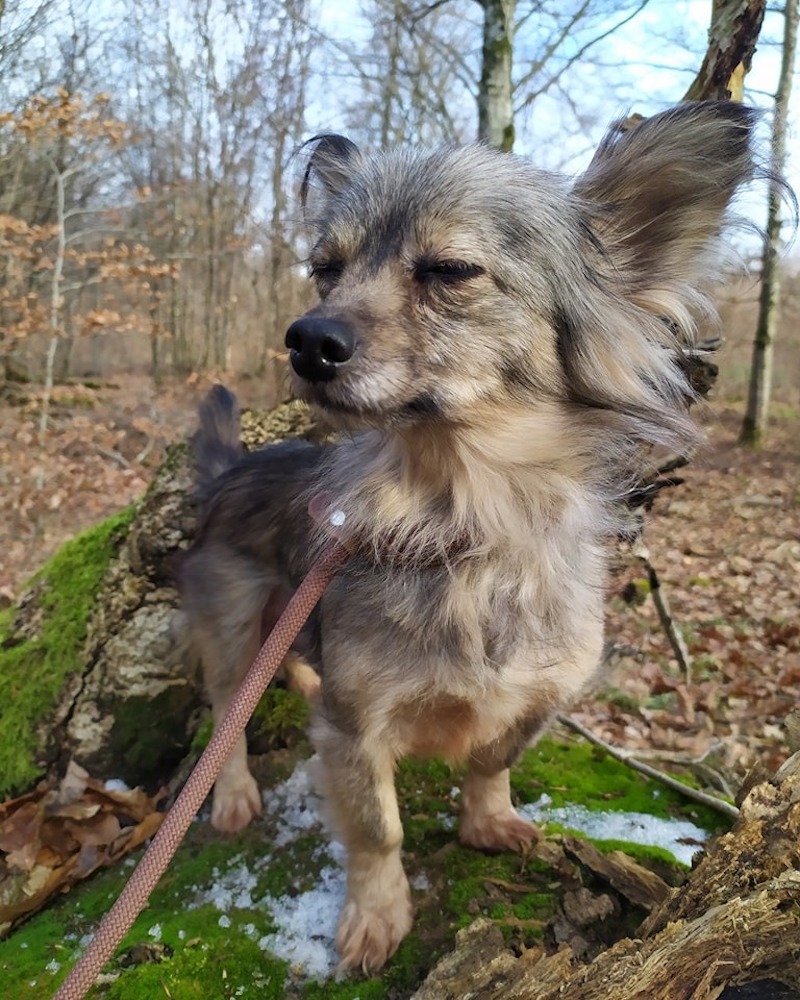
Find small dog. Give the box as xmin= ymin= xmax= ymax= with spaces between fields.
xmin=180 ymin=102 xmax=758 ymax=973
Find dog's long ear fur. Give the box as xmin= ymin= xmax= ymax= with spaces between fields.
xmin=574 ymin=101 xmax=757 ymax=322
xmin=300 ymin=134 xmax=361 ymax=214
xmin=551 ymin=101 xmax=760 ymax=459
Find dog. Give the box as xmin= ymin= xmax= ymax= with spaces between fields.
xmin=179 ymin=102 xmax=758 ymax=973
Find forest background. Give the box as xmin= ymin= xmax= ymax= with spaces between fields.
xmin=0 ymin=0 xmax=798 ymax=708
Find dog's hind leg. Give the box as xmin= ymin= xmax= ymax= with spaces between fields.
xmin=183 ymin=549 xmax=272 ymax=833
xmin=282 ymin=650 xmax=322 ymax=701
xmin=205 ymin=621 xmax=263 ymax=834
xmin=312 ymin=715 xmax=413 ymax=973
xmin=459 ymin=717 xmax=545 ymax=852
xmin=459 ymin=766 xmax=538 ymax=851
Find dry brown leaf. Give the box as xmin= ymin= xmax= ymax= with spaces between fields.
xmin=0 ymin=764 xmax=164 ymax=937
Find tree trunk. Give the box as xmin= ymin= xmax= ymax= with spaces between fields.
xmin=477 ymin=0 xmax=516 ymax=151
xmin=740 ymin=0 xmax=798 ymax=448
xmin=38 ymin=166 xmax=67 ymax=448
xmin=0 ymin=402 xmax=322 ymax=801
xmin=683 ymin=0 xmax=766 ymax=101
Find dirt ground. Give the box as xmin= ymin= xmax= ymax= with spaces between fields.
xmin=0 ymin=373 xmax=798 ymax=792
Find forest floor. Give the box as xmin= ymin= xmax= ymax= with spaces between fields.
xmin=1 ymin=373 xmax=798 ymax=793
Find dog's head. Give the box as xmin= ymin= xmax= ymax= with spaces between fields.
xmin=287 ymin=103 xmax=759 ymax=452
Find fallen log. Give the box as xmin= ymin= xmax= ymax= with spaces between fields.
xmin=413 ymin=750 xmax=800 ymax=1000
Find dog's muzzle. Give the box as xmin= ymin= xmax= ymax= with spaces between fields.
xmin=285 ymin=316 xmax=355 ymax=383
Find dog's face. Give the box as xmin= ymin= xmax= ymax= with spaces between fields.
xmin=286 ymin=142 xmax=573 ymax=424
xmin=287 ymin=104 xmax=757 ymax=450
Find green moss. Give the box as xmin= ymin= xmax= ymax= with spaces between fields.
xmin=1 ymin=732 xmax=727 ymax=998
xmin=589 ymin=838 xmax=688 ymax=872
xmin=143 ymin=440 xmax=188 ymax=485
xmin=602 ymin=687 xmax=641 ymax=712
xmin=512 ymin=737 xmax=727 ymax=832
xmin=250 ymin=688 xmax=311 ymax=751
xmin=190 ymin=712 xmax=214 ymax=753
xmin=0 ymin=507 xmax=136 ymax=797
xmin=108 ymin=687 xmax=198 ymax=785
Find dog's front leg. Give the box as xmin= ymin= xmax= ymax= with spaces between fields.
xmin=313 ymin=715 xmax=413 ymax=974
xmin=459 ymin=723 xmax=543 ymax=852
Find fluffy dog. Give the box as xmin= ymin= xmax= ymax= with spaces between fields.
xmin=180 ymin=102 xmax=758 ymax=973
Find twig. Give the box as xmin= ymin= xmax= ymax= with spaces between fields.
xmin=627 ymin=745 xmax=735 ymax=800
xmin=636 ymin=541 xmax=693 ymax=682
xmin=96 ymin=445 xmax=131 ymax=470
xmin=556 ymin=714 xmax=739 ymax=821
xmin=134 ymin=437 xmax=155 ymax=464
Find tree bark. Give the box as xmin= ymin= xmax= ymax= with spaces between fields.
xmin=477 ymin=0 xmax=516 ymax=151
xmin=740 ymin=0 xmax=798 ymax=448
xmin=683 ymin=0 xmax=766 ymax=101
xmin=413 ymin=752 xmax=800 ymax=999
xmin=0 ymin=402 xmax=322 ymax=799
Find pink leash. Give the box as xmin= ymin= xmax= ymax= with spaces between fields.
xmin=53 ymin=537 xmax=350 ymax=1000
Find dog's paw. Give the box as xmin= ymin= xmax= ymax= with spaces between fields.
xmin=210 ymin=772 xmax=262 ymax=833
xmin=335 ymin=891 xmax=414 ymax=974
xmin=459 ymin=807 xmax=539 ymax=852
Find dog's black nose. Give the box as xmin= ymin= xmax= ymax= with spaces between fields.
xmin=284 ymin=317 xmax=356 ymax=383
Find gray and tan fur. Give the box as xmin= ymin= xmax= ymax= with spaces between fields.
xmin=179 ymin=102 xmax=758 ymax=974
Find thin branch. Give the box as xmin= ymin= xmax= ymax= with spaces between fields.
xmin=515 ymin=0 xmax=653 ymax=110
xmin=636 ymin=542 xmax=694 ymax=682
xmin=556 ymin=714 xmax=740 ymax=821
xmin=96 ymin=444 xmax=131 ymax=469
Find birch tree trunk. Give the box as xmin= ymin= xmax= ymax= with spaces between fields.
xmin=38 ymin=162 xmax=69 ymax=448
xmin=740 ymin=0 xmax=798 ymax=448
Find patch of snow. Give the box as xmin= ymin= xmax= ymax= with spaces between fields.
xmin=519 ymin=800 xmax=707 ymax=866
xmin=196 ymin=861 xmax=258 ymax=912
xmin=257 ymin=864 xmax=346 ymax=980
xmin=262 ymin=759 xmax=325 ymax=847
xmin=191 ymin=768 xmax=345 ymax=979
xmin=104 ymin=778 xmax=130 ymax=792
xmin=188 ymin=757 xmax=709 ymax=983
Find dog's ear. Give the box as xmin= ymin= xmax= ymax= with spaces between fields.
xmin=573 ymin=101 xmax=758 ymax=313
xmin=300 ymin=133 xmax=361 ymax=211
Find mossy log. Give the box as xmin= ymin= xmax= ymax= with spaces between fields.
xmin=0 ymin=401 xmax=319 ymax=799
xmin=413 ymin=752 xmax=800 ymax=1000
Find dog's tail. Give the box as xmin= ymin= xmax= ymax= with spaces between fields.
xmin=192 ymin=384 xmax=242 ymax=492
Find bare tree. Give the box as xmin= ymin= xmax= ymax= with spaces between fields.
xmin=109 ymin=0 xmax=313 ymax=378
xmin=740 ymin=0 xmax=798 ymax=448
xmin=318 ymin=0 xmax=475 ymax=149
xmin=337 ymin=1 xmax=661 ymax=154
xmin=0 ymin=0 xmax=54 ymax=82
xmin=477 ymin=1 xmax=656 ymax=150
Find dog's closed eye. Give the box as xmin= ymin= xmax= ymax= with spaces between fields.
xmin=310 ymin=260 xmax=344 ymax=295
xmin=414 ymin=259 xmax=485 ymax=285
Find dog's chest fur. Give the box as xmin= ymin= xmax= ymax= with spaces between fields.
xmin=316 ymin=435 xmax=608 ymax=760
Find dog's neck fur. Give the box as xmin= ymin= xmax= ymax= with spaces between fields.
xmin=322 ymin=400 xmax=615 ymax=568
